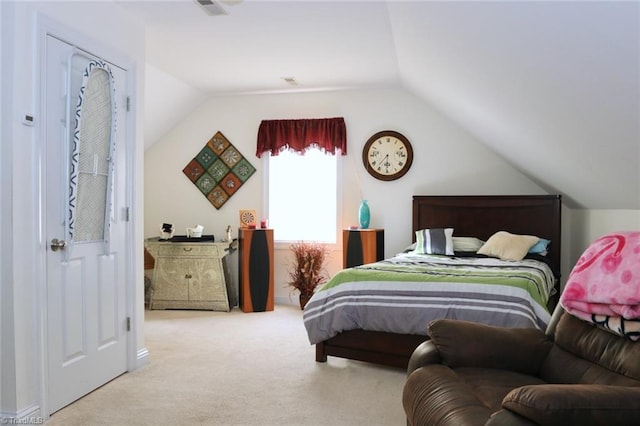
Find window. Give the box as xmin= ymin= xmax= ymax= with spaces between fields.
xmin=267 ymin=148 xmax=339 ymax=243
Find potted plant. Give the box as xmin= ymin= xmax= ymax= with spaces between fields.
xmin=287 ymin=241 xmax=329 ymax=309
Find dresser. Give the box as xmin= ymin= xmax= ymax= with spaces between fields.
xmin=145 ymin=238 xmax=233 ymax=311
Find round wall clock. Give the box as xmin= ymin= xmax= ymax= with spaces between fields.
xmin=362 ymin=130 xmax=414 ymax=181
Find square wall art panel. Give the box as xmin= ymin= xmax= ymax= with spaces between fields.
xmin=183 ymin=131 xmax=256 ymax=209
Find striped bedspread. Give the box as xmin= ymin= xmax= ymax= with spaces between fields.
xmin=303 ymin=252 xmax=556 ymax=344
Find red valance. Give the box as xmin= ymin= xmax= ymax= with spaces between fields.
xmin=256 ymin=117 xmax=347 ymax=157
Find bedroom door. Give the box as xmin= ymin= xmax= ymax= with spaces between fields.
xmin=44 ymin=34 xmax=129 ymax=414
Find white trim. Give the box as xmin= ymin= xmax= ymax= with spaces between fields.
xmin=336 ymin=154 xmax=345 ymax=249
xmin=0 ymin=403 xmax=43 ymax=423
xmin=0 ymin=1 xmax=9 ymax=415
xmin=136 ymin=347 xmax=150 ymax=369
xmin=125 ymin=59 xmax=142 ymax=374
xmin=35 ymin=13 xmax=50 ymax=420
xmin=275 ymin=296 xmax=298 ymax=306
xmin=36 ymin=14 xmax=139 ymax=419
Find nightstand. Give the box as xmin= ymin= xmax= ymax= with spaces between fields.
xmin=343 ymin=228 xmax=385 ymax=268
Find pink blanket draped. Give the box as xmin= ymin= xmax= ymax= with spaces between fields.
xmin=560 ymin=231 xmax=640 ymax=341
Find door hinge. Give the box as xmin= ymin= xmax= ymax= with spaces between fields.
xmin=124 ymin=206 xmax=130 ymax=222
xmin=126 ymin=317 xmax=131 ymax=332
xmin=126 ymin=96 xmax=131 ymax=112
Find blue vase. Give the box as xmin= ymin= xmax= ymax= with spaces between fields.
xmin=358 ymin=200 xmax=370 ymax=229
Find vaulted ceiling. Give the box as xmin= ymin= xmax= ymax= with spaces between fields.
xmin=118 ymin=0 xmax=639 ymax=210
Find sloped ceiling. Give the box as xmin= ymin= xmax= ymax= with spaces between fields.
xmin=120 ymin=0 xmax=639 ymax=210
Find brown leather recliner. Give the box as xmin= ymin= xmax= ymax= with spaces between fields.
xmin=402 ymin=306 xmax=640 ymax=425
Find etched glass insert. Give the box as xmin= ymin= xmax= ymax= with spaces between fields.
xmin=69 ymin=62 xmax=115 ymax=242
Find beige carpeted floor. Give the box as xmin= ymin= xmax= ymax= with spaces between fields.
xmin=45 ymin=304 xmax=407 ymax=425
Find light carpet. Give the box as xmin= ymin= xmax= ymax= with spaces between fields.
xmin=45 ymin=304 xmax=407 ymax=425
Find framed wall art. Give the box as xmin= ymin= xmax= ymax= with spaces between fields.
xmin=183 ymin=131 xmax=256 ymax=209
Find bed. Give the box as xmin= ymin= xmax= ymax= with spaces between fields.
xmin=303 ymin=194 xmax=562 ymax=368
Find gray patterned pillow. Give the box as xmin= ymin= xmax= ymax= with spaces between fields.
xmin=414 ymin=228 xmax=454 ymax=255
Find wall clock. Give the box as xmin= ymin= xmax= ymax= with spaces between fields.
xmin=362 ymin=130 xmax=413 ymax=181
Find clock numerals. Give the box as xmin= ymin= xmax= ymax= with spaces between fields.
xmin=395 ymin=148 xmax=406 ymax=166
xmin=370 ymin=144 xmax=405 ymax=175
xmin=368 ymin=148 xmax=380 ymax=167
xmin=375 ymin=154 xmax=394 ymax=173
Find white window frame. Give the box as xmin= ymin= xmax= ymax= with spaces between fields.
xmin=263 ymin=149 xmax=343 ymax=250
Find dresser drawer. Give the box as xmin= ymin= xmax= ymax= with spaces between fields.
xmin=157 ymin=243 xmax=223 ymax=258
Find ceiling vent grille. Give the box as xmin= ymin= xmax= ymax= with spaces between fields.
xmin=196 ymin=0 xmax=227 ymax=16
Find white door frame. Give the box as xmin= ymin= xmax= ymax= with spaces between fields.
xmin=36 ymin=15 xmax=140 ymax=418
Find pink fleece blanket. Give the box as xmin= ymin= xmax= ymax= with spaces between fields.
xmin=560 ymin=231 xmax=640 ymax=341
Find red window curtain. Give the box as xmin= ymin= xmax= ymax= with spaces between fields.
xmin=256 ymin=117 xmax=347 ymax=157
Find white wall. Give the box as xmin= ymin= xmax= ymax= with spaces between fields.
xmin=144 ymin=87 xmax=550 ymax=305
xmin=144 ymin=63 xmax=207 ymax=150
xmin=1 ymin=0 xmax=144 ymax=419
xmin=568 ymin=209 xmax=640 ymax=265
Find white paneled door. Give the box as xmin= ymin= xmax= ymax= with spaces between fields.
xmin=44 ymin=34 xmax=128 ymax=414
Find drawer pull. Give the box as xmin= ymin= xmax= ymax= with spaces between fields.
xmin=183 ymin=248 xmax=193 ymax=252
xmin=185 ymin=274 xmax=192 ymax=279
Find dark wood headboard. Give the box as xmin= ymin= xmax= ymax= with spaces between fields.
xmin=412 ymin=195 xmax=562 ymax=273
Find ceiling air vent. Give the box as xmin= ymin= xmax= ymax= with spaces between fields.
xmin=196 ymin=0 xmax=227 ymax=16
xmin=282 ymin=77 xmax=299 ymax=86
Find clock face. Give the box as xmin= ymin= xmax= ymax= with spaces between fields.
xmin=362 ymin=131 xmax=413 ymax=181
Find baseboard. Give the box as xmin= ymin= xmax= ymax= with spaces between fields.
xmin=0 ymin=403 xmax=43 ymax=423
xmin=135 ymin=347 xmax=150 ymax=369
xmin=275 ymin=296 xmax=297 ymax=306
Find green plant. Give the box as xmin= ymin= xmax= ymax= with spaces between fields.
xmin=287 ymin=241 xmax=329 ymax=296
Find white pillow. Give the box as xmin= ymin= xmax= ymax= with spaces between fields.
xmin=404 ymin=242 xmax=417 ymax=252
xmin=414 ymin=228 xmax=454 ymax=255
xmin=452 ymin=237 xmax=485 ymax=252
xmin=477 ymin=231 xmax=539 ymax=261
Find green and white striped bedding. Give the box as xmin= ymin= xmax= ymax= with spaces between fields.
xmin=303 ymin=252 xmax=556 ymax=344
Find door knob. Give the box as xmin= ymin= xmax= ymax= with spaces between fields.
xmin=50 ymin=238 xmax=67 ymax=252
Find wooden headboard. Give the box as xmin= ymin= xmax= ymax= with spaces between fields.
xmin=412 ymin=195 xmax=562 ymax=274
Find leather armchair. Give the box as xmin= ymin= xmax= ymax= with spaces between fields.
xmin=402 ymin=307 xmax=640 ymax=426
